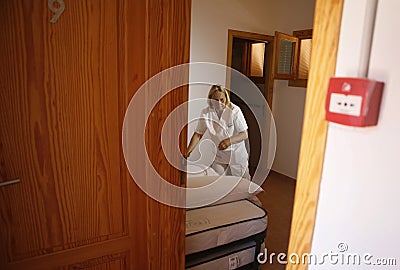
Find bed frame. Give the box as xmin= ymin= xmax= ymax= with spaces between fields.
xmin=185 ymin=203 xmax=267 ymax=270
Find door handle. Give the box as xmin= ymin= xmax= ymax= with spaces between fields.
xmin=0 ymin=179 xmax=21 ymax=187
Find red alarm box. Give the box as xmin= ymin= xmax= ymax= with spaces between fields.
xmin=325 ymin=77 xmax=384 ymax=127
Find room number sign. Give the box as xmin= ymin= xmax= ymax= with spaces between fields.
xmin=48 ymin=0 xmax=65 ymax=23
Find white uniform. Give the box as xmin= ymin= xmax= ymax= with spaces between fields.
xmin=195 ymin=103 xmax=250 ymax=179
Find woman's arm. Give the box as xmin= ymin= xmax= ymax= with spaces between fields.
xmin=184 ymin=132 xmax=203 ymax=158
xmin=218 ymin=130 xmax=248 ymax=150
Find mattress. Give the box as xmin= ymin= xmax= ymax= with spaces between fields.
xmin=186 ymin=241 xmax=256 ymax=270
xmin=185 ymin=199 xmax=267 ymax=255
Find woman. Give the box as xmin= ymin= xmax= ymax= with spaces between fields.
xmin=185 ymin=85 xmax=251 ymax=179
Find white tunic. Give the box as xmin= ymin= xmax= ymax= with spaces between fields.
xmin=195 ymin=103 xmax=248 ymax=165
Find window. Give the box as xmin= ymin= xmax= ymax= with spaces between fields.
xmin=272 ymin=29 xmax=313 ymax=87
xmin=249 ymin=42 xmax=266 ymax=77
xmin=289 ymin=29 xmax=313 ymax=87
xmin=273 ymin=31 xmax=299 ymax=79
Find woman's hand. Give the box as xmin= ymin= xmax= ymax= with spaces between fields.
xmin=184 ymin=132 xmax=203 ymax=158
xmin=218 ymin=131 xmax=248 ymax=150
xmin=218 ymin=138 xmax=231 ymax=150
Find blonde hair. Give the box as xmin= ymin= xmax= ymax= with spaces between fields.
xmin=207 ymin=85 xmax=232 ymax=109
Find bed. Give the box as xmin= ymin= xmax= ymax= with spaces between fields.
xmin=185 ymin=175 xmax=267 ymax=270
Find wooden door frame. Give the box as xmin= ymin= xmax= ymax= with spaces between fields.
xmin=286 ymin=0 xmax=344 ymax=269
xmin=226 ymin=29 xmax=274 ymax=109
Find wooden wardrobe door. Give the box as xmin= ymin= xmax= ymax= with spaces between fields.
xmin=0 ymin=0 xmax=190 ymax=269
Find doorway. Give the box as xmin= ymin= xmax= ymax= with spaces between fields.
xmin=226 ymin=30 xmax=274 ymax=175
xmin=188 ymin=0 xmax=341 ymax=269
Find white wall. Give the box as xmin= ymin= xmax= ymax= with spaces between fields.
xmin=310 ymin=0 xmax=400 ymax=269
xmin=189 ymin=0 xmax=315 ymax=178
xmin=271 ymin=80 xmax=307 ymax=178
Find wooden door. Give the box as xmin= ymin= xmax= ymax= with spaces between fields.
xmin=0 ymin=0 xmax=190 ymax=269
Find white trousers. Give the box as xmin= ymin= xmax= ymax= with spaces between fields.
xmin=211 ymin=162 xmax=251 ymax=180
